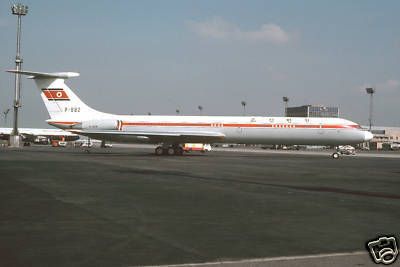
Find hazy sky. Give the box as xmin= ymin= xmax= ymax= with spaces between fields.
xmin=1 ymin=0 xmax=399 ymax=128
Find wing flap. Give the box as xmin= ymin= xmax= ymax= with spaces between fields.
xmin=71 ymin=130 xmax=225 ymax=143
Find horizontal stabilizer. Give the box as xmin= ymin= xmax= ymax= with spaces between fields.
xmin=6 ymin=70 xmax=79 ymax=79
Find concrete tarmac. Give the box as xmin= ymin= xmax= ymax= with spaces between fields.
xmin=0 ymin=146 xmax=399 ymax=267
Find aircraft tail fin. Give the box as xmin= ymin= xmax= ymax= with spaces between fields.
xmin=7 ymin=70 xmax=107 ymax=128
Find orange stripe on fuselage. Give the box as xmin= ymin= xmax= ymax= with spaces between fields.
xmin=46 ymin=121 xmax=360 ymax=129
xmin=120 ymin=122 xmax=359 ymax=129
xmin=122 ymin=122 xmax=212 ymax=127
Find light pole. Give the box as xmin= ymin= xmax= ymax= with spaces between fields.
xmin=10 ymin=3 xmax=28 ymax=147
xmin=282 ymin=96 xmax=289 ymax=116
xmin=241 ymin=101 xmax=246 ymax=116
xmin=366 ymin=87 xmax=375 ymax=131
xmin=198 ymin=105 xmax=203 ymax=115
xmin=3 ymin=109 xmax=10 ymax=126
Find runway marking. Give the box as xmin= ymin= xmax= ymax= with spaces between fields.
xmin=284 ymin=185 xmax=400 ymax=200
xmin=186 ymin=176 xmax=400 ymax=200
xmin=142 ymin=251 xmax=367 ymax=266
xmin=214 ymin=148 xmax=400 ymax=159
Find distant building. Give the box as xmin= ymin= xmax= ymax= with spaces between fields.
xmin=365 ymin=126 xmax=400 ymax=150
xmin=286 ymin=105 xmax=339 ymax=118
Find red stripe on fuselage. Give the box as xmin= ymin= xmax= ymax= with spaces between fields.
xmin=120 ymin=122 xmax=359 ymax=129
xmin=46 ymin=121 xmax=360 ymax=129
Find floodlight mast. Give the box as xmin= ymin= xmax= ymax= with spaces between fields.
xmin=10 ymin=3 xmax=28 ymax=147
xmin=283 ymin=96 xmax=289 ymax=116
xmin=241 ymin=101 xmax=246 ymax=116
xmin=366 ymin=87 xmax=375 ymax=131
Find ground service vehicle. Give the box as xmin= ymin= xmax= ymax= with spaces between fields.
xmin=183 ymin=143 xmax=212 ymax=152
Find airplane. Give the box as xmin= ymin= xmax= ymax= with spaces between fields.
xmin=0 ymin=127 xmax=79 ymax=144
xmin=6 ymin=69 xmax=373 ymax=158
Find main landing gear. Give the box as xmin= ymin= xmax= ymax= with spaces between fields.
xmin=155 ymin=145 xmax=183 ymax=156
xmin=331 ymin=152 xmax=340 ymax=159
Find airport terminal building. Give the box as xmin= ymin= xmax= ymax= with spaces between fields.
xmin=368 ymin=126 xmax=400 ymax=150
xmin=286 ymin=105 xmax=339 ymax=118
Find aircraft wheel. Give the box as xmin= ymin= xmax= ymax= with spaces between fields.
xmin=166 ymin=147 xmax=175 ymax=156
xmin=155 ymin=146 xmax=164 ymax=156
xmin=331 ymin=152 xmax=340 ymax=159
xmin=174 ymin=147 xmax=183 ymax=156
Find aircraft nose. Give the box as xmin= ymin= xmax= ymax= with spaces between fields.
xmin=363 ymin=131 xmax=373 ymax=141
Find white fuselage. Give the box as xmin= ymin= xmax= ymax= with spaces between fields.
xmin=48 ymin=115 xmax=371 ymax=145
xmin=7 ymin=69 xmax=372 ymax=147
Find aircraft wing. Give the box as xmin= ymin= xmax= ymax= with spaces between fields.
xmin=0 ymin=128 xmax=12 ymax=140
xmin=71 ymin=130 xmax=225 ymax=143
xmin=0 ymin=128 xmax=79 ymax=141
